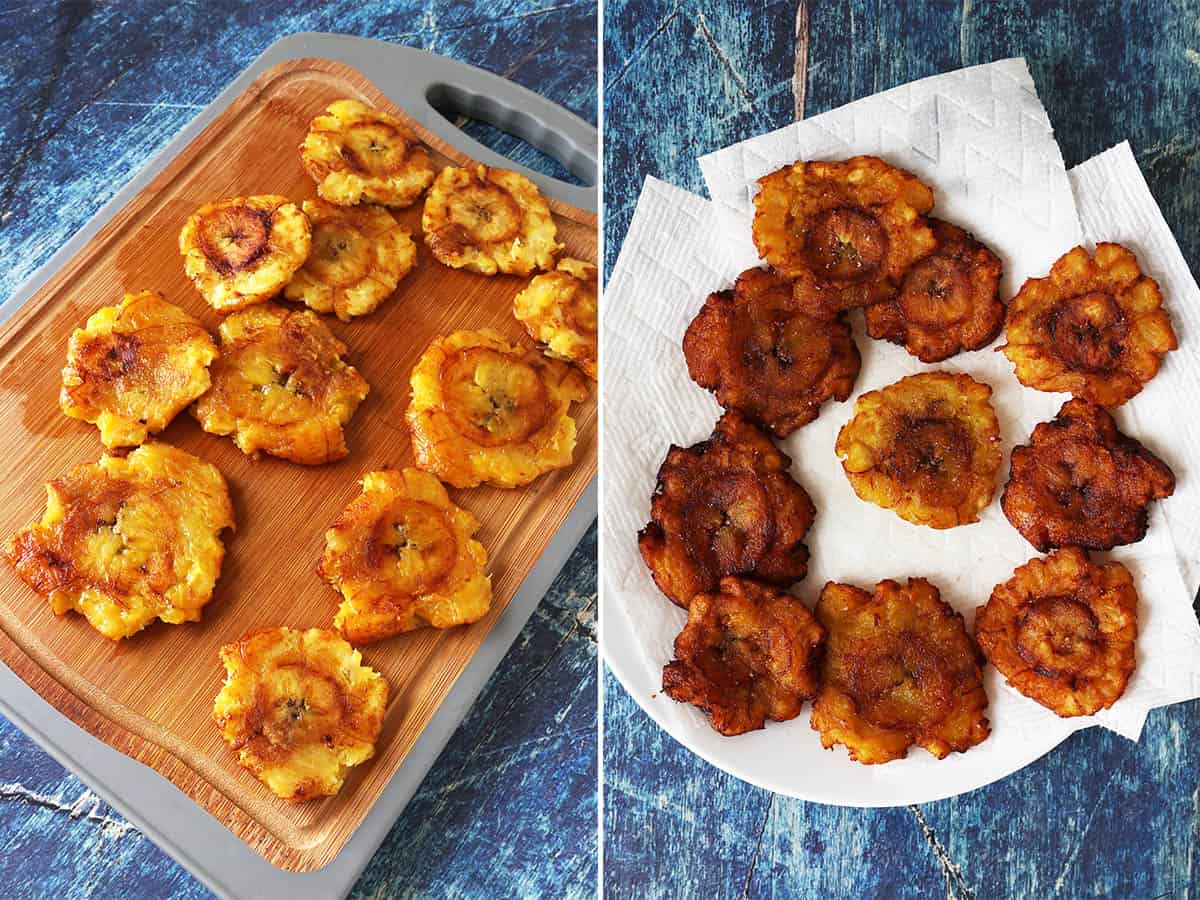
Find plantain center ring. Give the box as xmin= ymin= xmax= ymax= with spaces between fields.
xmin=1047 ymin=291 xmax=1128 ymax=373
xmin=368 ymin=499 xmax=458 ymax=594
xmin=260 ymin=663 xmax=345 ymax=746
xmin=196 ymin=205 xmax=272 ymax=275
xmin=1016 ymin=595 xmax=1101 ymax=678
xmin=681 ymin=472 xmax=775 ymax=575
xmin=309 ymin=222 xmax=372 ymax=287
xmin=447 ymin=185 xmax=522 ymax=243
xmin=341 ymin=122 xmax=410 ymax=174
xmin=850 ymin=636 xmax=953 ymax=729
xmin=442 ymin=348 xmax=551 ymax=447
xmin=899 ymin=255 xmax=974 ymax=324
xmin=805 ymin=206 xmax=887 ymax=282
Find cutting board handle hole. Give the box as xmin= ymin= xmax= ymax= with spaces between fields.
xmin=426 ymin=82 xmax=596 ymax=188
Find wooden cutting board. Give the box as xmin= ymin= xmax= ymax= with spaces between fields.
xmin=0 ymin=58 xmax=596 ymax=872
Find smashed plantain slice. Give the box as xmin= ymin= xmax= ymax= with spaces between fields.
xmin=811 ymin=577 xmax=990 ymax=765
xmin=865 ymin=218 xmax=1004 ymax=362
xmin=321 ymin=468 xmax=492 ymax=644
xmin=283 ymin=198 xmax=416 ymax=321
xmin=662 ymin=577 xmax=825 ymax=736
xmin=423 ymin=165 xmax=561 ymax=276
xmin=638 ymin=411 xmax=815 ymax=609
xmin=407 ymin=329 xmax=588 ymax=489
xmin=513 ymin=257 xmax=598 ymax=380
xmin=213 ymin=626 xmax=388 ymax=802
xmin=975 ymin=547 xmax=1137 ymax=717
xmin=192 ymin=304 xmax=369 ymax=465
xmin=4 ymin=443 xmax=234 ymax=640
xmin=1000 ymin=243 xmax=1177 ymax=407
xmin=60 ymin=291 xmax=217 ymax=448
xmin=300 ymin=98 xmax=435 ymax=208
xmin=683 ymin=266 xmax=860 ymax=437
xmin=1003 ymin=399 xmax=1174 ymax=552
xmin=836 ymin=371 xmax=1002 ymax=529
xmin=752 ymin=156 xmax=935 ymax=317
xmin=179 ymin=195 xmax=311 ymax=312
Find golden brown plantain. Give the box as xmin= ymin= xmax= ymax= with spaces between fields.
xmin=752 ymin=156 xmax=935 ymax=317
xmin=1000 ymin=243 xmax=1177 ymax=406
xmin=639 ymin=411 xmax=815 ymax=608
xmin=321 ymin=468 xmax=492 ymax=644
xmin=864 ymin=218 xmax=1004 ymax=362
xmin=4 ymin=443 xmax=234 ymax=640
xmin=423 ymin=165 xmax=561 ymax=276
xmin=835 ymin=371 xmax=1002 ymax=529
xmin=60 ymin=290 xmax=216 ymax=448
xmin=811 ymin=577 xmax=990 ymax=764
xmin=683 ymin=266 xmax=860 ymax=436
xmin=975 ymin=547 xmax=1137 ymax=717
xmin=300 ymin=99 xmax=435 ymax=208
xmin=513 ymin=257 xmax=598 ymax=380
xmin=406 ymin=329 xmax=588 ymax=489
xmin=213 ymin=626 xmax=388 ymax=801
xmin=1002 ymin=399 xmax=1174 ymax=552
xmin=283 ymin=198 xmax=416 ymax=321
xmin=179 ymin=194 xmax=311 ymax=312
xmin=192 ymin=304 xmax=369 ymax=465
xmin=663 ymin=577 xmax=825 ymax=736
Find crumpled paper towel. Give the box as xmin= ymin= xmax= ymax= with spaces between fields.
xmin=698 ymin=57 xmax=1081 ymax=300
xmin=602 ymin=61 xmax=1200 ymax=804
xmin=1068 ymin=141 xmax=1200 ymax=596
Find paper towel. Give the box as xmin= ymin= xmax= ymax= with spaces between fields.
xmin=1068 ymin=141 xmax=1200 ymax=596
xmin=698 ymin=57 xmax=1082 ymax=300
xmin=601 ymin=63 xmax=1200 ymax=804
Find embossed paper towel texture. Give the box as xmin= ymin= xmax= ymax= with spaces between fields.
xmin=603 ymin=180 xmax=1195 ymax=808
xmin=698 ymin=57 xmax=1081 ymax=300
xmin=603 ymin=63 xmax=1200 ymax=795
xmin=1069 ymin=141 xmax=1200 ymax=597
xmin=693 ymin=57 xmax=1200 ymax=737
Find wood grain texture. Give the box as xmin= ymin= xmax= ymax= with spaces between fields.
xmin=603 ymin=0 xmax=1200 ymax=896
xmin=0 ymin=58 xmax=596 ymax=872
xmin=0 ymin=2 xmax=598 ymax=896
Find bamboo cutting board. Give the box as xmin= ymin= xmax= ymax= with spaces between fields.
xmin=0 ymin=58 xmax=596 ymax=871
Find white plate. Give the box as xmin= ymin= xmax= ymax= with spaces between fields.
xmin=599 ymin=166 xmax=1198 ymax=805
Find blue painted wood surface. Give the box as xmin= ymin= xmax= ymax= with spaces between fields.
xmin=603 ymin=1 xmax=1200 ymax=897
xmin=0 ymin=2 xmax=597 ymax=898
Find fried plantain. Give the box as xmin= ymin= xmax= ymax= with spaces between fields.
xmin=1000 ymin=243 xmax=1177 ymax=406
xmin=4 ymin=443 xmax=234 ymax=640
xmin=213 ymin=626 xmax=388 ymax=801
xmin=835 ymin=371 xmax=1001 ymax=529
xmin=321 ymin=468 xmax=492 ymax=644
xmin=192 ymin=304 xmax=369 ymax=465
xmin=662 ymin=577 xmax=825 ymax=735
xmin=407 ymin=329 xmax=588 ymax=488
xmin=638 ymin=411 xmax=815 ymax=608
xmin=1003 ymin=399 xmax=1174 ymax=552
xmin=975 ymin=547 xmax=1137 ymax=717
xmin=423 ymin=165 xmax=561 ymax=276
xmin=283 ymin=198 xmax=416 ymax=321
xmin=683 ymin=266 xmax=861 ymax=437
xmin=179 ymin=194 xmax=311 ymax=312
xmin=752 ymin=156 xmax=936 ymax=317
xmin=299 ymin=98 xmax=435 ymax=208
xmin=864 ymin=218 xmax=1004 ymax=362
xmin=811 ymin=577 xmax=990 ymax=764
xmin=513 ymin=257 xmax=598 ymax=380
xmin=60 ymin=291 xmax=217 ymax=448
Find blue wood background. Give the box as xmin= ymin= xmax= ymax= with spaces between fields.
xmin=0 ymin=2 xmax=597 ymax=898
xmin=603 ymin=1 xmax=1200 ymax=898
